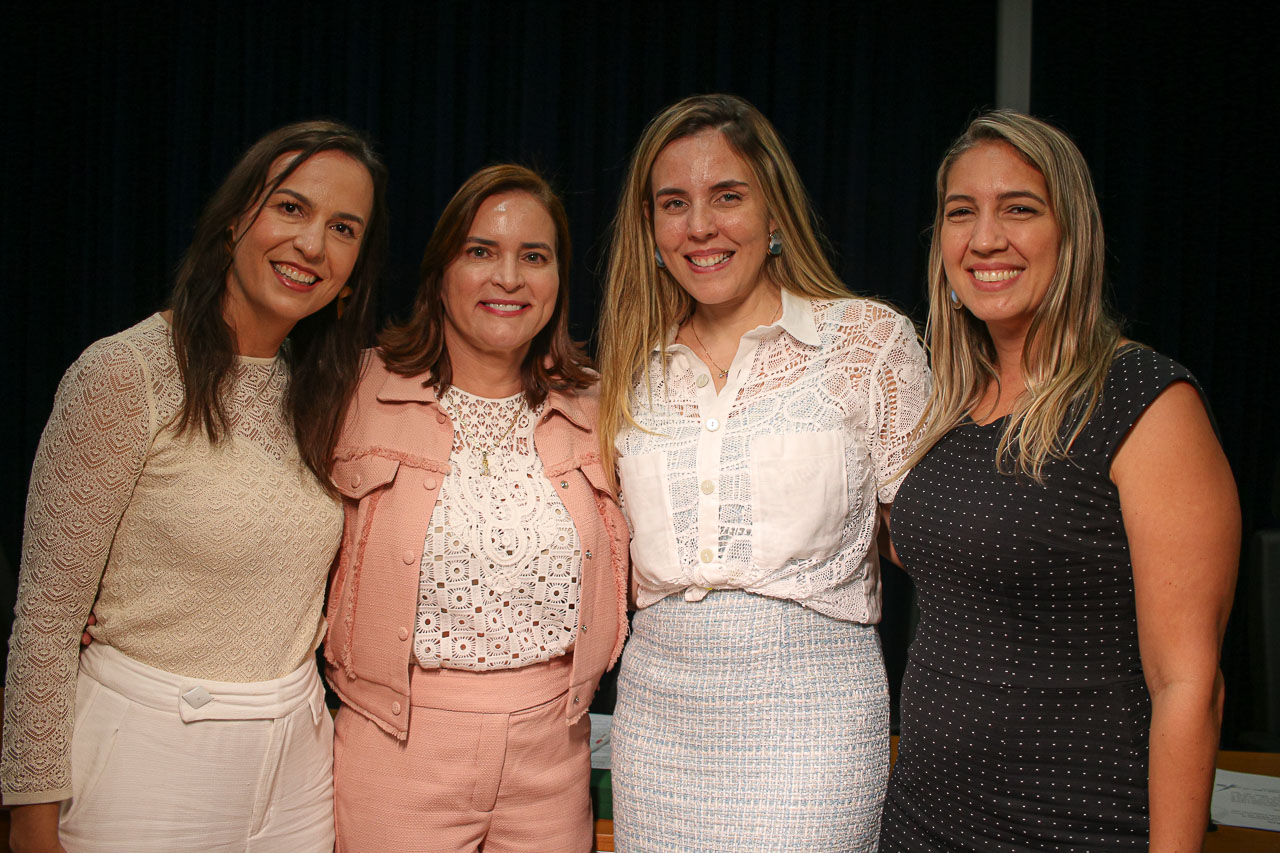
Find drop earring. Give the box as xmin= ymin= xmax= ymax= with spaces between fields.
xmin=654 ymin=247 xmax=666 ymax=269
xmin=949 ymin=289 xmax=962 ymax=309
xmin=767 ymin=230 xmax=782 ymax=256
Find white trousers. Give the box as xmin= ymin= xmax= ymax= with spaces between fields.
xmin=59 ymin=644 xmax=334 ymax=853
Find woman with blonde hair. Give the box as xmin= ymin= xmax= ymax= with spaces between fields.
xmin=325 ymin=164 xmax=628 ymax=852
xmin=597 ymin=93 xmax=930 ymax=852
xmin=879 ymin=110 xmax=1238 ymax=850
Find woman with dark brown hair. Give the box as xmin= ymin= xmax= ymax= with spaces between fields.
xmin=2 ymin=119 xmax=389 ymax=853
xmin=324 ymin=164 xmax=628 ymax=852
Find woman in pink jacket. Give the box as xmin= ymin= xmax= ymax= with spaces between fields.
xmin=323 ymin=164 xmax=628 ymax=853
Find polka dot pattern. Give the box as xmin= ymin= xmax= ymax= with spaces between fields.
xmin=881 ymin=347 xmax=1201 ymax=850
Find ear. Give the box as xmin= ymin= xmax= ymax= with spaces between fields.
xmin=642 ymin=199 xmax=652 ymax=224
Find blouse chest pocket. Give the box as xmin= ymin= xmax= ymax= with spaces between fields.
xmin=749 ymin=430 xmax=857 ymax=570
xmin=617 ymin=451 xmax=681 ymax=579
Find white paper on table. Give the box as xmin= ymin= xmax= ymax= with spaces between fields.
xmin=588 ymin=713 xmax=612 ymax=770
xmin=1210 ymin=768 xmax=1280 ymax=832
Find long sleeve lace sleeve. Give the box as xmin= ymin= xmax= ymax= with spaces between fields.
xmin=868 ymin=313 xmax=930 ymax=504
xmin=2 ymin=338 xmax=155 ymax=804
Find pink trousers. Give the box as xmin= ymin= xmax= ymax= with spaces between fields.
xmin=333 ymin=656 xmax=592 ymax=853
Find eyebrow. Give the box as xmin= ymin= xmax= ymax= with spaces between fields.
xmin=275 ymin=188 xmax=366 ymax=226
xmin=944 ymin=189 xmax=1049 ymax=206
xmin=465 ymin=236 xmax=554 ymax=254
xmin=654 ymin=179 xmax=750 ymax=198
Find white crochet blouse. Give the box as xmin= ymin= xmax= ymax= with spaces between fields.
xmin=2 ymin=314 xmax=342 ymax=804
xmin=414 ymin=388 xmax=582 ymax=671
xmin=618 ymin=292 xmax=930 ymax=623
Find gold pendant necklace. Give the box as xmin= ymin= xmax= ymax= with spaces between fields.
xmin=444 ymin=390 xmax=525 ymax=477
xmin=688 ymin=298 xmax=783 ymax=382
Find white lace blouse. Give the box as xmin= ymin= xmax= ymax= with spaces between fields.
xmin=618 ymin=292 xmax=930 ymax=623
xmin=414 ymin=388 xmax=582 ymax=671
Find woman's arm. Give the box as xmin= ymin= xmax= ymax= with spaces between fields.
xmin=1111 ymin=380 xmax=1239 ymax=852
xmin=3 ymin=338 xmax=154 ymax=848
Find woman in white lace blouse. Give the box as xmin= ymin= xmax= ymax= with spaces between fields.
xmin=323 ymin=165 xmax=628 ymax=852
xmin=596 ymin=94 xmax=931 ymax=852
xmin=3 ymin=121 xmax=389 ymax=852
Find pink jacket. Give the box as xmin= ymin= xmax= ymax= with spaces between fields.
xmin=324 ymin=354 xmax=629 ymax=737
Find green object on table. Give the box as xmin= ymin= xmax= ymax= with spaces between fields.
xmin=590 ymin=768 xmax=612 ymax=820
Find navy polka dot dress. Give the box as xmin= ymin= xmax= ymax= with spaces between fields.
xmin=880 ymin=347 xmax=1201 ymax=850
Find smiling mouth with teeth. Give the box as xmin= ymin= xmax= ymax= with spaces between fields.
xmin=272 ymin=263 xmax=318 ymax=286
xmin=482 ymin=302 xmax=527 ymax=314
xmin=689 ymin=252 xmax=732 ymax=268
xmin=972 ymin=268 xmax=1022 ymax=282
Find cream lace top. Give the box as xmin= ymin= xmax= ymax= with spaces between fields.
xmin=618 ymin=292 xmax=930 ymax=622
xmin=415 ymin=388 xmax=581 ymax=671
xmin=2 ymin=314 xmax=343 ymax=804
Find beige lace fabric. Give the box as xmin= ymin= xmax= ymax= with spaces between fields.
xmin=2 ymin=314 xmax=343 ymax=804
xmin=415 ymin=388 xmax=582 ymax=671
xmin=618 ymin=293 xmax=930 ymax=622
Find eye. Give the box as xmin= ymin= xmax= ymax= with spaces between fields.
xmin=1007 ymin=204 xmax=1040 ymax=217
xmin=277 ymin=200 xmax=303 ymax=216
xmin=661 ymin=198 xmax=687 ymax=212
xmin=717 ymin=191 xmax=743 ymax=204
xmin=944 ymin=206 xmax=974 ymax=221
xmin=465 ymin=245 xmax=491 ymax=259
xmin=522 ymin=251 xmax=550 ymax=264
xmin=332 ymin=222 xmax=360 ymax=238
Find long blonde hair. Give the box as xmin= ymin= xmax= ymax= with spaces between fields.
xmin=912 ymin=110 xmax=1122 ymax=480
xmin=597 ymin=93 xmax=850 ymax=479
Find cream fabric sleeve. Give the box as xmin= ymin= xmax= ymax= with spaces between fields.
xmin=867 ymin=312 xmax=930 ymax=504
xmin=2 ymin=337 xmax=155 ymax=804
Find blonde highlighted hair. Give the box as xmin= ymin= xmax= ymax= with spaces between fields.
xmin=912 ymin=110 xmax=1123 ymax=480
xmin=597 ymin=93 xmax=852 ymax=479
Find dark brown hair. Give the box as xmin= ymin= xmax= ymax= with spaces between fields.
xmin=168 ymin=119 xmax=389 ymax=486
xmin=379 ymin=163 xmax=592 ymax=401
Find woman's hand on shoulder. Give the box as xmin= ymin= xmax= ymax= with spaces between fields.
xmin=8 ymin=802 xmax=68 ymax=853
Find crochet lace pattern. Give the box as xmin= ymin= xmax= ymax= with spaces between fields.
xmin=2 ymin=315 xmax=342 ymax=803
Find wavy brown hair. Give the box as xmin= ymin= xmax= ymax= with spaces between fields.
xmin=379 ymin=164 xmax=592 ymax=402
xmin=910 ymin=110 xmax=1122 ymax=480
xmin=168 ymin=119 xmax=389 ymax=488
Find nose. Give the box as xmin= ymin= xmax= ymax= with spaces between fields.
xmin=492 ymin=253 xmax=523 ymax=291
xmin=293 ymin=220 xmax=326 ymax=261
xmin=687 ymin=201 xmax=717 ymax=240
xmin=971 ymin=211 xmax=1007 ymax=253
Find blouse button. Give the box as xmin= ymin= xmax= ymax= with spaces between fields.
xmin=580 ymin=624 xmax=588 ymax=634
xmin=700 ymin=480 xmax=715 ymax=494
xmin=401 ymin=550 xmax=416 ymax=565
xmin=695 ymin=374 xmax=710 ymax=388
xmin=572 ymin=695 xmax=580 ymax=705
xmin=398 ymin=627 xmax=409 ymax=641
xmin=560 ymin=481 xmax=569 ymax=489
xmin=584 ymin=550 xmax=592 ymax=560
xmin=391 ymin=701 xmax=402 ymax=715
xmin=423 ymin=477 xmax=437 ymax=490
xmin=699 ymin=549 xmax=714 ymax=563
xmin=704 ymin=417 xmax=720 ymax=432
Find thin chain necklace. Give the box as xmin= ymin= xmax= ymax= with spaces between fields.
xmin=443 ymin=388 xmax=525 ymax=477
xmin=688 ymin=297 xmax=783 ymax=381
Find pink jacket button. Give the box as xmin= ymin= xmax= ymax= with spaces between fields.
xmin=435 ymin=413 xmax=447 ymax=424
xmin=398 ymin=627 xmax=409 ymax=641
xmin=423 ymin=477 xmax=437 ymax=490
xmin=391 ymin=701 xmax=402 ymax=715
xmin=351 ymin=474 xmax=362 ymax=489
xmin=402 ymin=550 xmax=416 ymax=564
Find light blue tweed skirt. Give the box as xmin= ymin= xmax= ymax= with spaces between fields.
xmin=612 ymin=591 xmax=888 ymax=853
